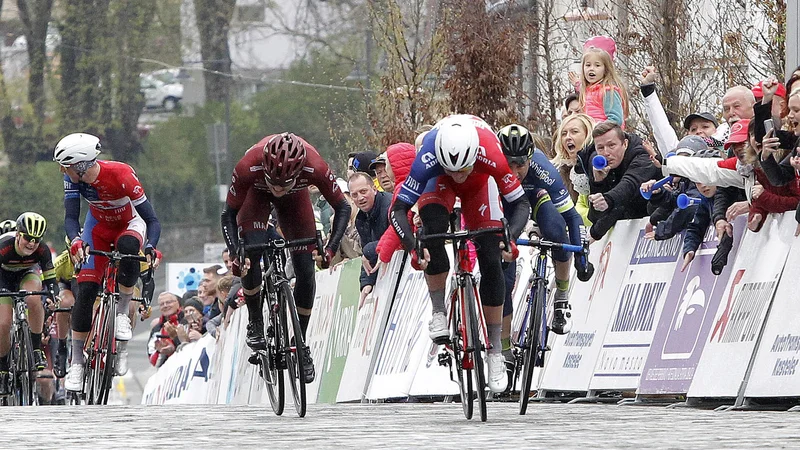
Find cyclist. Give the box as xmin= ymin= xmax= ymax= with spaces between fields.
xmin=0 ymin=220 xmax=16 ymax=235
xmin=53 ymin=133 xmax=163 ymax=392
xmin=390 ymin=114 xmax=531 ymax=393
xmin=221 ymin=132 xmax=351 ymax=383
xmin=497 ymin=124 xmax=593 ymax=339
xmin=0 ymin=212 xmax=58 ymax=396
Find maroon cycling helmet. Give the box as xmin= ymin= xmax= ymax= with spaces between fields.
xmin=263 ymin=133 xmax=307 ymax=186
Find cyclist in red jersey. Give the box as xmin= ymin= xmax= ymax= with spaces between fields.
xmin=390 ymin=115 xmax=531 ymax=393
xmin=221 ymin=133 xmax=351 ymax=383
xmin=53 ymin=133 xmax=163 ymax=392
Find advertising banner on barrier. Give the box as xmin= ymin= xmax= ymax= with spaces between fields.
xmin=745 ymin=232 xmax=800 ymax=398
xmin=337 ymin=253 xmax=404 ymax=402
xmin=687 ymin=214 xmax=794 ymax=398
xmin=166 ymin=263 xmax=208 ymax=296
xmin=589 ymin=230 xmax=683 ymax=390
xmin=638 ymin=218 xmax=745 ymax=395
xmin=304 ymin=263 xmax=345 ymax=403
xmin=142 ymin=335 xmax=215 ymax=404
xmin=367 ymin=259 xmax=431 ymax=399
xmin=539 ymin=219 xmax=644 ymax=393
xmin=315 ymin=259 xmax=363 ymax=403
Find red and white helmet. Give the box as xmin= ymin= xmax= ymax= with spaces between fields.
xmin=434 ymin=115 xmax=480 ymax=171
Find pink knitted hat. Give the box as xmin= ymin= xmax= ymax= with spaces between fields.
xmin=583 ymin=35 xmax=616 ymax=61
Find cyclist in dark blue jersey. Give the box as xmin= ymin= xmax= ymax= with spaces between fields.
xmin=497 ymin=125 xmax=592 ymax=340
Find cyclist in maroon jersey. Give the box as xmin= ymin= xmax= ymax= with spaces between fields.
xmin=221 ymin=133 xmax=351 ymax=383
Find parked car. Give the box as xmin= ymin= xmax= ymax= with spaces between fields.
xmin=140 ymin=75 xmax=183 ymax=111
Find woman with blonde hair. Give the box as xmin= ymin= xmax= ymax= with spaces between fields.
xmin=552 ymin=113 xmax=595 ymax=224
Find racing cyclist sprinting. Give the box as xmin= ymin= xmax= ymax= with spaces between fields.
xmin=0 ymin=213 xmax=58 ymax=396
xmin=496 ymin=124 xmax=593 ymax=340
xmin=390 ymin=115 xmax=531 ymax=393
xmin=53 ymin=133 xmax=163 ymax=393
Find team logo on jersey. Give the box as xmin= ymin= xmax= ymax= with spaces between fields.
xmin=476 ymin=146 xmax=496 ymax=168
xmin=479 ymin=204 xmax=488 ymax=216
xmin=133 ymin=186 xmax=143 ymax=195
xmin=229 ymin=185 xmax=236 ymax=197
xmin=502 ymin=173 xmax=514 ymax=185
xmin=250 ymin=165 xmax=263 ymax=172
xmin=421 ymin=152 xmax=437 ymax=169
xmin=405 ymin=178 xmax=421 ymax=193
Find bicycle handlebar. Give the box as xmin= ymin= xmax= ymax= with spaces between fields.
xmin=415 ymin=218 xmax=512 ymax=266
xmin=88 ymin=249 xmax=148 ymax=262
xmin=243 ymin=231 xmax=324 ymax=254
xmin=516 ymin=238 xmax=584 ymax=254
xmin=0 ymin=290 xmax=52 ymax=298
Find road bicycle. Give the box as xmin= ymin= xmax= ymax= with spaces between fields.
xmin=418 ymin=219 xmax=511 ymax=422
xmin=513 ymin=236 xmax=591 ymax=414
xmin=241 ymin=232 xmax=324 ymax=417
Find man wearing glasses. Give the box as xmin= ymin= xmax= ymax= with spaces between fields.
xmin=221 ymin=132 xmax=351 ymax=383
xmin=390 ymin=114 xmax=531 ymax=393
xmin=0 ymin=212 xmax=58 ymax=395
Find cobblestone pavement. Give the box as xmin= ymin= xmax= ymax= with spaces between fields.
xmin=4 ymin=402 xmax=799 ymax=448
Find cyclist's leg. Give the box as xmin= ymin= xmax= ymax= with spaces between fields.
xmin=274 ymin=189 xmax=317 ymax=337
xmin=113 ymin=217 xmax=146 ymax=342
xmin=20 ymin=272 xmax=47 ymax=369
xmin=236 ymin=189 xmax=273 ymax=348
xmin=418 ymin=177 xmax=455 ymax=341
xmin=532 ymin=189 xmax=573 ymax=334
xmin=459 ymin=175 xmax=508 ymax=392
xmin=0 ymin=273 xmax=14 ymax=394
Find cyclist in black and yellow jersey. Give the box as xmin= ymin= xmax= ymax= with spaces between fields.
xmin=0 ymin=213 xmax=58 ymax=396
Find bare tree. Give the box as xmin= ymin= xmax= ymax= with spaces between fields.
xmin=16 ymin=0 xmax=54 ymax=147
xmin=193 ymin=0 xmax=235 ymax=103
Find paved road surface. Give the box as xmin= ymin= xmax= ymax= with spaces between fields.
xmin=5 ymin=402 xmax=798 ymax=448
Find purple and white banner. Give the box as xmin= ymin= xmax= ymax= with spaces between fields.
xmin=638 ymin=217 xmax=746 ymax=395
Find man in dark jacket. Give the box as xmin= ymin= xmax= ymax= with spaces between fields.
xmin=576 ymin=121 xmax=661 ymax=240
xmin=349 ymin=172 xmax=391 ymax=294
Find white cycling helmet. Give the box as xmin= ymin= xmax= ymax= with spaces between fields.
xmin=434 ymin=115 xmax=480 ymax=171
xmin=53 ymin=133 xmax=101 ymax=167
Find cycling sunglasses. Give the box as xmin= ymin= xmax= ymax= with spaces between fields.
xmin=20 ymin=233 xmax=42 ymax=244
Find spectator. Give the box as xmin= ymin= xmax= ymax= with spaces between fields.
xmin=310 ymin=185 xmax=333 ymax=236
xmin=641 ymin=136 xmax=709 ymax=241
xmin=721 ymin=85 xmax=756 ymax=126
xmin=202 ymin=265 xmax=223 ymax=320
xmin=221 ymin=248 xmax=233 ymax=273
xmin=551 ymin=113 xmax=595 ymax=224
xmin=180 ymin=289 xmax=197 ymax=307
xmin=754 ymin=79 xmax=800 ymax=188
xmin=578 ymin=36 xmax=629 ymax=126
xmin=175 ymin=297 xmax=205 ymax=344
xmin=148 ymin=292 xmax=183 ymax=367
xmin=347 ymin=151 xmax=378 ymax=179
xmin=681 ymin=151 xmax=723 ymax=272
xmin=414 ymin=126 xmax=433 ymax=151
xmin=562 ymin=92 xmax=581 ymax=119
xmin=370 ymin=153 xmax=394 ymax=192
xmin=683 ymin=112 xmax=719 ymax=139
xmin=751 ymin=80 xmax=787 ymax=121
xmin=349 ymin=172 xmax=391 ymax=295
xmin=742 ymin=119 xmax=800 ymax=232
xmin=375 ymin=143 xmax=417 ymax=266
xmin=330 ymin=178 xmax=362 ymax=265
xmin=576 ymin=121 xmax=661 ymax=240
xmin=208 ymin=275 xmax=234 ymax=337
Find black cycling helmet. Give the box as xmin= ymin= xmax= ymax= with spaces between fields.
xmin=497 ymin=124 xmax=534 ymax=164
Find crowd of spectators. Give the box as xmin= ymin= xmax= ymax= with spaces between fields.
xmin=146 ymin=34 xmax=800 ymax=366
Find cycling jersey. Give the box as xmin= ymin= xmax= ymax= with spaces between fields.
xmin=0 ymin=234 xmax=57 ymax=295
xmin=63 ymin=160 xmax=161 ymax=248
xmin=508 ymin=149 xmax=584 ymax=250
xmin=222 ymin=134 xmax=349 ymax=255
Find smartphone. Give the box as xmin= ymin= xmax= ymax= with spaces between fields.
xmin=764 ymin=119 xmax=774 ymax=135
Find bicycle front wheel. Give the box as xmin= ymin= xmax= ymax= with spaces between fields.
xmin=261 ymin=290 xmax=285 ymax=415
xmin=99 ymin=298 xmax=117 ymax=405
xmin=452 ymin=289 xmax=473 ymax=420
xmin=281 ymin=283 xmax=307 ymax=417
xmin=463 ymin=277 xmax=487 ymax=422
xmin=519 ymin=278 xmax=546 ymax=415
xmin=18 ymin=322 xmax=36 ymax=406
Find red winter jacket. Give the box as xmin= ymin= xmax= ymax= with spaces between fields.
xmin=752 ymin=168 xmax=800 ymax=214
xmin=376 ymin=143 xmax=417 ymax=263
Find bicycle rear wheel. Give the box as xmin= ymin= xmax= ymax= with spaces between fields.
xmin=519 ymin=278 xmax=546 ymax=415
xmin=261 ymin=293 xmax=285 ymax=415
xmin=99 ymin=298 xmax=117 ymax=405
xmin=463 ymin=277 xmax=487 ymax=422
xmin=452 ymin=289 xmax=473 ymax=420
xmin=281 ymin=283 xmax=307 ymax=417
xmin=16 ymin=322 xmax=36 ymax=406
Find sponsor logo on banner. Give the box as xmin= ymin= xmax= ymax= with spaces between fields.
xmin=589 ymin=229 xmax=679 ymax=390
xmin=710 ymin=270 xmax=776 ymax=344
xmin=142 ymin=337 xmax=213 ymax=405
xmin=638 ymin=218 xmax=746 ymax=395
xmin=562 ymin=331 xmax=596 ymax=369
xmin=767 ymin=335 xmax=800 ymax=376
xmin=588 ymin=242 xmax=612 ymax=304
